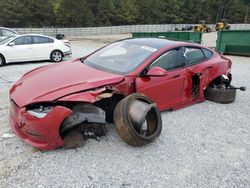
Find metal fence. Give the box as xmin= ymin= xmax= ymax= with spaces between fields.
xmin=12 ymin=24 xmax=250 ymax=37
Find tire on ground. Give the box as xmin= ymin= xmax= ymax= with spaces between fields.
xmin=50 ymin=50 xmax=63 ymax=62
xmin=205 ymin=87 xmax=236 ymax=104
xmin=0 ymin=54 xmax=5 ymax=67
xmin=113 ymin=93 xmax=162 ymax=146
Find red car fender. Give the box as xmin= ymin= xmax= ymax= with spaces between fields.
xmin=10 ymin=105 xmax=72 ymax=150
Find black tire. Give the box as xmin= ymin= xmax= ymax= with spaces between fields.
xmin=205 ymin=87 xmax=236 ymax=104
xmin=113 ymin=93 xmax=162 ymax=146
xmin=0 ymin=54 xmax=5 ymax=67
xmin=50 ymin=50 xmax=63 ymax=62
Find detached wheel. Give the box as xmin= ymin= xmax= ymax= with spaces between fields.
xmin=113 ymin=93 xmax=162 ymax=146
xmin=0 ymin=55 xmax=5 ymax=67
xmin=205 ymin=86 xmax=236 ymax=104
xmin=50 ymin=50 xmax=63 ymax=62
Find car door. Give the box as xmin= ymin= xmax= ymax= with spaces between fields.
xmin=181 ymin=47 xmax=213 ymax=103
xmin=5 ymin=36 xmax=34 ymax=62
xmin=32 ymin=36 xmax=54 ymax=60
xmin=136 ymin=47 xmax=186 ymax=111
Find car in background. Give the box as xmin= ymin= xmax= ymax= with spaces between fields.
xmin=0 ymin=34 xmax=71 ymax=66
xmin=0 ymin=27 xmax=18 ymax=41
xmin=181 ymin=26 xmax=193 ymax=31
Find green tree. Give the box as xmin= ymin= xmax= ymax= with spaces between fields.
xmin=0 ymin=0 xmax=26 ymax=26
xmin=54 ymin=0 xmax=94 ymax=27
xmin=228 ymin=0 xmax=248 ymax=22
xmin=114 ymin=0 xmax=138 ymax=25
xmin=135 ymin=0 xmax=154 ymax=24
xmin=1 ymin=0 xmax=250 ymax=27
xmin=95 ymin=0 xmax=117 ymax=26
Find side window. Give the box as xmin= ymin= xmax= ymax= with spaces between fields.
xmin=33 ymin=36 xmax=54 ymax=44
xmin=202 ymin=48 xmax=213 ymax=59
xmin=185 ymin=47 xmax=206 ymax=66
xmin=13 ymin=36 xmax=32 ymax=45
xmin=2 ymin=30 xmax=16 ymax=37
xmin=150 ymin=48 xmax=186 ymax=71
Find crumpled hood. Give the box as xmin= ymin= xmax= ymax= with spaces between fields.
xmin=10 ymin=61 xmax=124 ymax=107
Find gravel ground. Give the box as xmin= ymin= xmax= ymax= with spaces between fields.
xmin=0 ymin=37 xmax=249 ymax=188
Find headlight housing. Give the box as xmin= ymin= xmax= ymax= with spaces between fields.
xmin=27 ymin=105 xmax=54 ymax=118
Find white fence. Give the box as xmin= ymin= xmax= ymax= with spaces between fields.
xmin=12 ymin=24 xmax=250 ymax=37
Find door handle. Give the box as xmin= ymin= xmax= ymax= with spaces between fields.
xmin=206 ymin=66 xmax=213 ymax=69
xmin=172 ymin=75 xmax=180 ymax=79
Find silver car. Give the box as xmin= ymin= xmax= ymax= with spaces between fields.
xmin=0 ymin=27 xmax=18 ymax=41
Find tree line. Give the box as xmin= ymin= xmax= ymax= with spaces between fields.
xmin=0 ymin=0 xmax=249 ymax=27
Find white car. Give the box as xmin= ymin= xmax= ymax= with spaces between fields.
xmin=0 ymin=27 xmax=18 ymax=41
xmin=0 ymin=34 xmax=72 ymax=66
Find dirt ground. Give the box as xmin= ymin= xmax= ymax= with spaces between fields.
xmin=0 ymin=34 xmax=249 ymax=188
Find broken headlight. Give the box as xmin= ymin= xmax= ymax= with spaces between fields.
xmin=27 ymin=105 xmax=54 ymax=118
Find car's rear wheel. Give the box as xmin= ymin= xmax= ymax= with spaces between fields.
xmin=205 ymin=85 xmax=236 ymax=104
xmin=113 ymin=93 xmax=162 ymax=146
xmin=50 ymin=50 xmax=63 ymax=62
xmin=0 ymin=54 xmax=6 ymax=67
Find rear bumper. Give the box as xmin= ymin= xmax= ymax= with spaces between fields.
xmin=9 ymin=101 xmax=72 ymax=150
xmin=63 ymin=51 xmax=72 ymax=57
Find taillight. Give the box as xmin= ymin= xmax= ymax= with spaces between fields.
xmin=220 ymin=55 xmax=232 ymax=69
xmin=64 ymin=42 xmax=71 ymax=48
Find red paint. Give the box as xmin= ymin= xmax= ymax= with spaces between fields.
xmin=9 ymin=102 xmax=72 ymax=150
xmin=10 ymin=61 xmax=124 ymax=107
xmin=9 ymin=39 xmax=232 ymax=150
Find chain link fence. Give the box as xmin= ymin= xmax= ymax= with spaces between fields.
xmin=12 ymin=24 xmax=250 ymax=37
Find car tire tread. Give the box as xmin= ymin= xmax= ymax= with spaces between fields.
xmin=113 ymin=93 xmax=162 ymax=146
xmin=0 ymin=54 xmax=5 ymax=67
xmin=205 ymin=87 xmax=236 ymax=104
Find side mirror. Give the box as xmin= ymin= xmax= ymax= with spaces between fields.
xmin=147 ymin=67 xmax=168 ymax=77
xmin=8 ymin=42 xmax=15 ymax=46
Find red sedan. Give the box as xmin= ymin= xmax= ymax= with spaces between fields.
xmin=9 ymin=38 xmax=239 ymax=150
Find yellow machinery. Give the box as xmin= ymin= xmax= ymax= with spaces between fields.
xmin=193 ymin=20 xmax=212 ymax=33
xmin=215 ymin=20 xmax=231 ymax=31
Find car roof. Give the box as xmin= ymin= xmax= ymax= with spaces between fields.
xmin=121 ymin=38 xmax=212 ymax=51
xmin=20 ymin=34 xmax=54 ymax=38
xmin=122 ymin=38 xmax=178 ymax=49
xmin=11 ymin=34 xmax=56 ymax=40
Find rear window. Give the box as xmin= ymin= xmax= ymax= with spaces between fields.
xmin=33 ymin=36 xmax=54 ymax=44
xmin=185 ymin=47 xmax=206 ymax=65
xmin=202 ymin=48 xmax=213 ymax=59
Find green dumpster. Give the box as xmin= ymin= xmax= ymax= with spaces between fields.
xmin=216 ymin=30 xmax=250 ymax=56
xmin=132 ymin=32 xmax=202 ymax=44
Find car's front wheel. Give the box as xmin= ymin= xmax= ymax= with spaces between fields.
xmin=0 ymin=54 xmax=6 ymax=67
xmin=50 ymin=50 xmax=63 ymax=62
xmin=113 ymin=93 xmax=162 ymax=146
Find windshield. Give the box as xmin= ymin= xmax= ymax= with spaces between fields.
xmin=84 ymin=40 xmax=158 ymax=74
xmin=0 ymin=37 xmax=14 ymax=45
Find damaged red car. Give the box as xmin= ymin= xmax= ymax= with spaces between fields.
xmin=9 ymin=38 xmax=244 ymax=150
